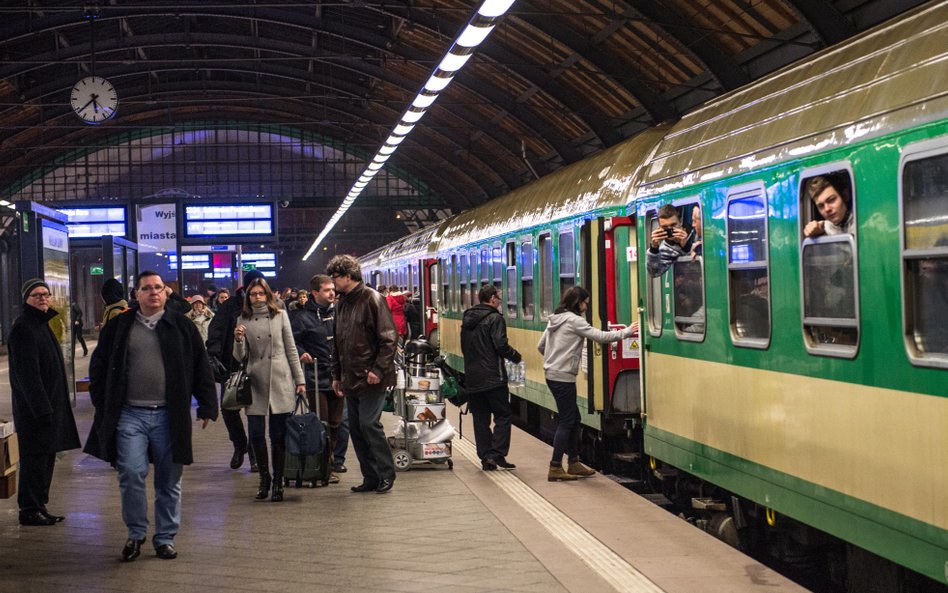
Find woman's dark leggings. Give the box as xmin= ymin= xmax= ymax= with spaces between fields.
xmin=247 ymin=412 xmax=290 ymax=449
xmin=547 ymin=379 xmax=580 ymax=466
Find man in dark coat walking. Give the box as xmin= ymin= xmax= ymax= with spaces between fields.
xmin=460 ymin=284 xmax=522 ymax=471
xmin=86 ymin=270 xmax=218 ymax=562
xmin=328 ymin=255 xmax=398 ymax=494
xmin=7 ymin=278 xmax=81 ymax=526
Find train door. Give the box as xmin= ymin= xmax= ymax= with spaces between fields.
xmin=582 ymin=216 xmax=641 ymax=415
xmin=420 ymin=258 xmax=440 ymax=347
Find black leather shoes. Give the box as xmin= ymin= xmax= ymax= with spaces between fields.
xmin=19 ymin=511 xmax=57 ymax=526
xmin=333 ymin=463 xmax=347 ymax=473
xmin=481 ymin=459 xmax=497 ymax=471
xmin=376 ymin=478 xmax=394 ymax=494
xmin=494 ymin=457 xmax=516 ymax=470
xmin=121 ymin=538 xmax=146 ymax=562
xmin=155 ymin=544 xmax=177 ymax=560
xmin=41 ymin=510 xmax=65 ymax=522
xmin=351 ymin=482 xmax=378 ymax=493
xmin=229 ymin=446 xmax=246 ymax=470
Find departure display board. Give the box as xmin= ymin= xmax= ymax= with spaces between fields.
xmin=183 ymin=203 xmax=274 ymax=238
xmin=59 ymin=206 xmax=127 ymax=238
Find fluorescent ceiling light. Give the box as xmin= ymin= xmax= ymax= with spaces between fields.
xmin=478 ymin=0 xmax=516 ymax=18
xmin=424 ymin=74 xmax=453 ymax=93
xmin=303 ymin=0 xmax=516 ymax=262
xmin=401 ymin=109 xmax=426 ymax=124
xmin=438 ymin=52 xmax=472 ymax=73
xmin=457 ymin=24 xmax=494 ymax=48
xmin=411 ymin=93 xmax=438 ymax=109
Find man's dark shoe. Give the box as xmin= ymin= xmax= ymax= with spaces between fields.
xmin=494 ymin=457 xmax=516 ymax=470
xmin=121 ymin=538 xmax=146 ymax=562
xmin=351 ymin=482 xmax=378 ymax=493
xmin=481 ymin=458 xmax=497 ymax=471
xmin=41 ymin=510 xmax=65 ymax=522
xmin=376 ymin=478 xmax=394 ymax=493
xmin=19 ymin=511 xmax=57 ymax=526
xmin=229 ymin=445 xmax=245 ymax=470
xmin=333 ymin=462 xmax=347 ymax=473
xmin=155 ymin=544 xmax=177 ymax=560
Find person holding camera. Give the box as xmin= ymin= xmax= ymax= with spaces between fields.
xmin=646 ymin=204 xmax=697 ymax=278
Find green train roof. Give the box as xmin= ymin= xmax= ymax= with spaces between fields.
xmin=639 ymin=1 xmax=948 ymax=195
xmin=435 ymin=126 xmax=668 ymax=251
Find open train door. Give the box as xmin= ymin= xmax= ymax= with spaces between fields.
xmin=420 ymin=257 xmax=440 ymax=348
xmin=582 ymin=216 xmax=642 ymax=418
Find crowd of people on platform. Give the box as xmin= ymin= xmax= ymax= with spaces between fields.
xmin=7 ymin=245 xmax=632 ymax=564
xmin=6 ymin=255 xmax=406 ymax=563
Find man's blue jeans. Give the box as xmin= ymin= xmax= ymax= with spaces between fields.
xmin=116 ymin=406 xmax=183 ymax=547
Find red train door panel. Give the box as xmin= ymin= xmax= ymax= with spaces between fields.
xmin=584 ymin=216 xmax=641 ymax=415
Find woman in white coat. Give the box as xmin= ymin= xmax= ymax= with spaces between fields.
xmin=234 ymin=278 xmax=305 ymax=502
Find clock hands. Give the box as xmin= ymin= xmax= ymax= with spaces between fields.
xmin=77 ymin=93 xmax=101 ymax=115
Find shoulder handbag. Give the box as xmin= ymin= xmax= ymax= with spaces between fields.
xmin=285 ymin=393 xmax=324 ymax=456
xmin=221 ymin=356 xmax=252 ymax=410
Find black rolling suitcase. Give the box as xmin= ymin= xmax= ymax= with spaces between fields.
xmin=284 ymin=390 xmax=332 ymax=488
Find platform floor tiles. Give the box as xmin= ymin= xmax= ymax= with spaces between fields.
xmin=0 ymin=345 xmax=810 ymax=593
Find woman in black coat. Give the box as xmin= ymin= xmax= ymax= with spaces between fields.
xmin=7 ymin=279 xmax=81 ymax=526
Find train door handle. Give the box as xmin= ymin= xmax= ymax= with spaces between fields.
xmin=610 ymin=341 xmax=618 ymax=360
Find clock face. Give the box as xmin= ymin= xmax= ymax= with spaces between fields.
xmin=70 ymin=76 xmax=118 ymax=124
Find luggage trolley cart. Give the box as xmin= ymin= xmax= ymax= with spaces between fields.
xmin=388 ymin=339 xmax=454 ymax=471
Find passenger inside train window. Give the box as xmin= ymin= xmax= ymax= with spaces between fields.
xmin=911 ymin=237 xmax=948 ymax=355
xmin=802 ymin=173 xmax=854 ymax=238
xmin=647 ymin=204 xmax=699 ymax=278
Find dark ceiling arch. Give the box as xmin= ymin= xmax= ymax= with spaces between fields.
xmin=0 ymin=0 xmax=928 ymax=254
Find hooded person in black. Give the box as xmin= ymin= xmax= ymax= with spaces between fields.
xmin=460 ymin=284 xmax=521 ymax=471
xmin=101 ymin=278 xmax=129 ymax=328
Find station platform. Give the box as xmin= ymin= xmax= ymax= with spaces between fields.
xmin=0 ymin=346 xmax=809 ymax=593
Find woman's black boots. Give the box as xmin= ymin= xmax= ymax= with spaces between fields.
xmin=251 ymin=440 xmax=271 ymax=500
xmin=270 ymin=442 xmax=286 ymax=502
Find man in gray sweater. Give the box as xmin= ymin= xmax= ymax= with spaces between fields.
xmin=87 ymin=271 xmax=218 ymax=562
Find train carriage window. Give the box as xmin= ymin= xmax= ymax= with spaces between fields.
xmin=726 ymin=188 xmax=771 ymax=348
xmin=521 ymin=240 xmax=535 ymax=320
xmin=645 ymin=213 xmax=663 ymax=336
xmin=901 ymin=146 xmax=948 ymax=367
xmin=459 ymin=253 xmax=470 ymax=310
xmin=470 ymin=249 xmax=479 ymax=308
xmin=480 ymin=248 xmax=490 ymax=285
xmin=430 ymin=261 xmax=441 ymax=310
xmin=558 ymin=230 xmax=575 ymax=296
xmin=799 ymin=168 xmax=859 ymax=357
xmin=443 ymin=257 xmax=453 ymax=313
xmin=672 ymin=202 xmax=705 ymax=340
xmin=505 ymin=241 xmax=517 ymax=318
xmin=539 ymin=233 xmax=554 ymax=319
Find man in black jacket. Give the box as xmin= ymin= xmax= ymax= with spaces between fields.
xmin=291 ymin=274 xmax=346 ymax=480
xmin=460 ymin=284 xmax=522 ymax=471
xmin=8 ymin=279 xmax=81 ymax=526
xmin=86 ymin=271 xmax=217 ymax=562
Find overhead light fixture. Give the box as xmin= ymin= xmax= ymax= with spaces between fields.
xmin=303 ymin=0 xmax=517 ymax=261
xmin=424 ymin=74 xmax=453 ymax=93
xmin=401 ymin=109 xmax=426 ymax=124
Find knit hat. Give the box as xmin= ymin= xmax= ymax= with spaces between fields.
xmin=22 ymin=278 xmax=50 ymax=302
xmin=101 ymin=278 xmax=125 ymax=305
xmin=243 ymin=269 xmax=265 ymax=288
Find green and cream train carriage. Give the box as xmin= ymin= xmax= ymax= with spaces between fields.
xmin=361 ymin=2 xmax=948 ymax=587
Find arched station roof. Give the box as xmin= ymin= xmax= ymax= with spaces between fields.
xmin=0 ymin=0 xmax=928 ymax=253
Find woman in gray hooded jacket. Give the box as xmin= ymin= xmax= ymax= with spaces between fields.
xmin=538 ymin=286 xmax=637 ymax=481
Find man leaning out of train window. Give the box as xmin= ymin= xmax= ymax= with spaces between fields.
xmin=803 ymin=175 xmax=854 ymax=238
xmin=647 ymin=204 xmax=700 ymax=278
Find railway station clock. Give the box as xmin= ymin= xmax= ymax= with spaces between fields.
xmin=70 ymin=76 xmax=118 ymax=124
